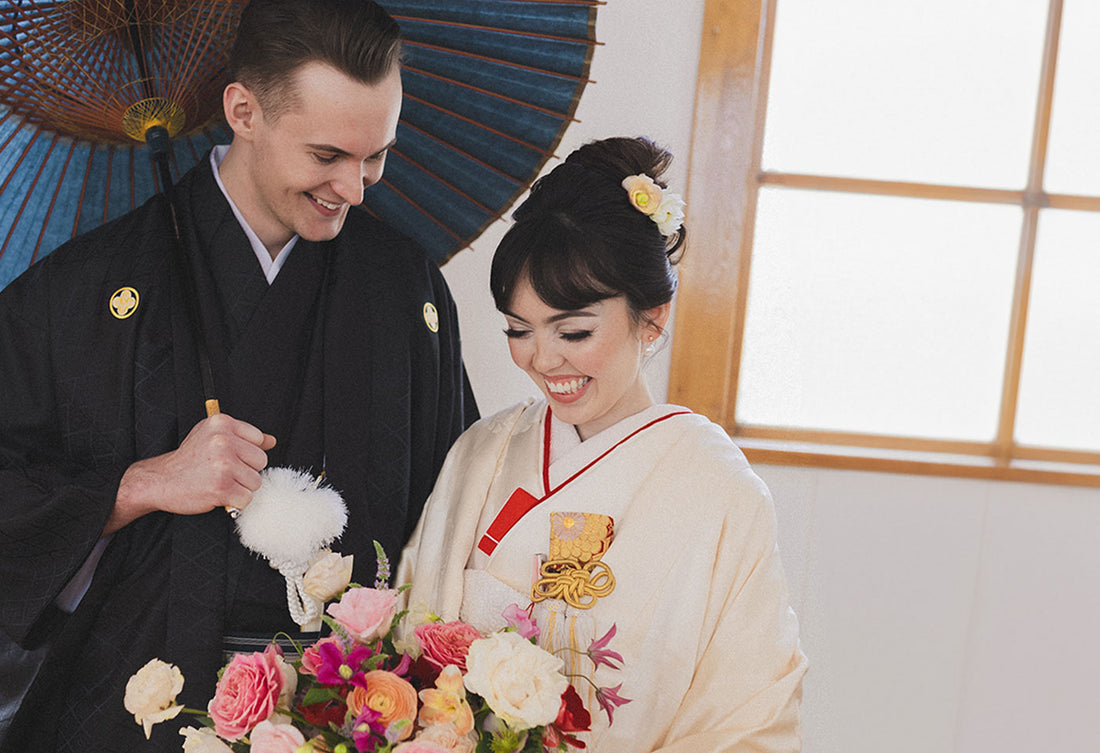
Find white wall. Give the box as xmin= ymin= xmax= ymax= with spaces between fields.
xmin=764 ymin=464 xmax=1100 ymax=753
xmin=440 ymin=2 xmax=1100 ymax=752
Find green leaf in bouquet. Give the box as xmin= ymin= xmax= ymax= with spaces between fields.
xmin=322 ymin=613 xmax=349 ymax=641
xmin=475 ymin=732 xmax=495 ymax=753
xmin=301 ymin=684 xmax=342 ymax=707
xmin=520 ymin=728 xmax=546 ymax=753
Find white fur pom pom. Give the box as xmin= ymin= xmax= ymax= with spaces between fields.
xmin=235 ymin=467 xmax=347 ymax=567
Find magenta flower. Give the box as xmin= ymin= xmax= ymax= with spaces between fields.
xmin=315 ymin=640 xmax=373 ymax=687
xmin=586 ymin=624 xmax=624 ymax=671
xmin=351 ymin=707 xmax=387 ymax=752
xmin=390 ymin=651 xmax=412 ymax=677
xmin=595 ymin=683 xmax=632 ymax=725
xmin=301 ymin=634 xmax=344 ymax=677
xmin=502 ymin=603 xmax=540 ymax=640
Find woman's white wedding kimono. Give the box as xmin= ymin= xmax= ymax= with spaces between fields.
xmin=398 ymin=399 xmax=806 ymax=753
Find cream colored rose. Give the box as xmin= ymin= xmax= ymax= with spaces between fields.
xmin=124 ymin=658 xmax=185 ymax=739
xmin=462 ymin=632 xmax=568 ymax=731
xmin=179 ymin=726 xmax=234 ymax=752
xmin=303 ymin=550 xmax=354 ymax=602
xmin=621 ymin=174 xmax=662 ymax=215
xmin=416 ymin=722 xmax=478 ymax=753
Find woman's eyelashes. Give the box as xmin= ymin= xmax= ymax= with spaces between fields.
xmin=502 ymin=328 xmax=594 ymax=342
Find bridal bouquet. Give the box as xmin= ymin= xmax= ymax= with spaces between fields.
xmin=125 ymin=544 xmax=628 ymax=753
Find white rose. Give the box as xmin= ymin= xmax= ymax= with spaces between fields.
xmin=462 ymin=631 xmax=568 ymax=731
xmin=651 ymin=191 xmax=686 ymax=236
xmin=123 ymin=658 xmax=185 ymax=739
xmin=179 ymin=726 xmax=234 ymax=753
xmin=302 ymin=550 xmax=354 ymax=602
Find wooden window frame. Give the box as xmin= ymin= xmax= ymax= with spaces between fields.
xmin=668 ymin=0 xmax=1100 ymax=487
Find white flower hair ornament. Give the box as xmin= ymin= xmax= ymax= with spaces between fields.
xmin=621 ymin=173 xmax=686 ymax=237
xmin=234 ymin=467 xmax=350 ymax=631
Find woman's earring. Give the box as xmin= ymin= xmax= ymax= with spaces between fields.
xmin=644 ymin=335 xmax=657 ymax=356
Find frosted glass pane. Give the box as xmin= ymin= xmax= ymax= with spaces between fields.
xmin=1045 ymin=3 xmax=1100 ymax=196
xmin=1015 ymin=210 xmax=1100 ymax=451
xmin=763 ymin=0 xmax=1047 ymax=188
xmin=738 ymin=188 xmax=1020 ymax=440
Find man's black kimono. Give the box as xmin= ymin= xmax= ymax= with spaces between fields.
xmin=0 ymin=157 xmax=478 ymax=751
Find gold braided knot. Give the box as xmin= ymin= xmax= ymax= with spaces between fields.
xmin=531 ymin=558 xmax=615 ymax=610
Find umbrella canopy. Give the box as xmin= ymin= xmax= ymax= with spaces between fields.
xmin=368 ymin=0 xmax=599 ymax=261
xmin=0 ymin=0 xmax=239 ymax=287
xmin=0 ymin=0 xmax=600 ymax=290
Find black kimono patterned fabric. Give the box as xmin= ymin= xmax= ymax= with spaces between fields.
xmin=0 ymin=157 xmax=477 ymax=752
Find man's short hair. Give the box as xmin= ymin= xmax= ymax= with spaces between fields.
xmin=229 ymin=0 xmax=403 ymax=120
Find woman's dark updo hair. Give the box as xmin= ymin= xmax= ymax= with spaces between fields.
xmin=490 ymin=136 xmax=684 ymax=323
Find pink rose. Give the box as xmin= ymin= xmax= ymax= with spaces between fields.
xmin=301 ymin=635 xmax=344 ymax=677
xmin=249 ymin=720 xmax=305 ymax=753
xmin=327 ymin=587 xmax=399 ymax=643
xmin=208 ymin=646 xmax=285 ymax=740
xmin=415 ymin=621 xmax=482 ymax=673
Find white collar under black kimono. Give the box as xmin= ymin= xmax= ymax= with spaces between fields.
xmin=210 ymin=145 xmax=298 ymax=284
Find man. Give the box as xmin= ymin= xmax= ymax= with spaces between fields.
xmin=0 ymin=1 xmax=477 ymax=750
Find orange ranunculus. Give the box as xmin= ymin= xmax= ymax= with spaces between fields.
xmin=347 ymin=686 xmax=369 ymax=716
xmin=349 ymin=671 xmax=418 ymax=741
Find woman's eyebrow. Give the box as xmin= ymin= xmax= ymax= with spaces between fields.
xmin=547 ymin=310 xmax=597 ymax=323
xmin=502 ymin=309 xmax=598 ymax=324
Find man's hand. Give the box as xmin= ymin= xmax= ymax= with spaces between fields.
xmin=107 ymin=413 xmax=277 ymax=534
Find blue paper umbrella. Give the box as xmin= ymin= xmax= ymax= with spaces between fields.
xmin=369 ymin=0 xmax=599 ymax=262
xmin=0 ymin=0 xmax=240 ymax=289
xmin=0 ymin=0 xmax=600 ymax=290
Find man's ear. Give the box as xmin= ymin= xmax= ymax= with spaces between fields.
xmin=223 ymin=82 xmax=259 ymax=138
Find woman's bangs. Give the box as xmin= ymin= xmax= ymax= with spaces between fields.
xmin=525 ymin=230 xmax=615 ymax=312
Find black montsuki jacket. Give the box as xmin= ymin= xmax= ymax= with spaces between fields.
xmin=0 ymin=155 xmax=477 ymax=752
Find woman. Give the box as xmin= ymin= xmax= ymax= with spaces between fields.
xmin=398 ymin=137 xmax=806 ymax=752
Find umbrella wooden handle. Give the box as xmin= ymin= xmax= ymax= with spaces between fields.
xmin=204 ymin=399 xmax=233 ymax=514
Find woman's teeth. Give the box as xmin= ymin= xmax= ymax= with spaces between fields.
xmin=546 ymin=377 xmax=590 ymax=394
xmin=312 ymin=195 xmax=340 ymax=210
